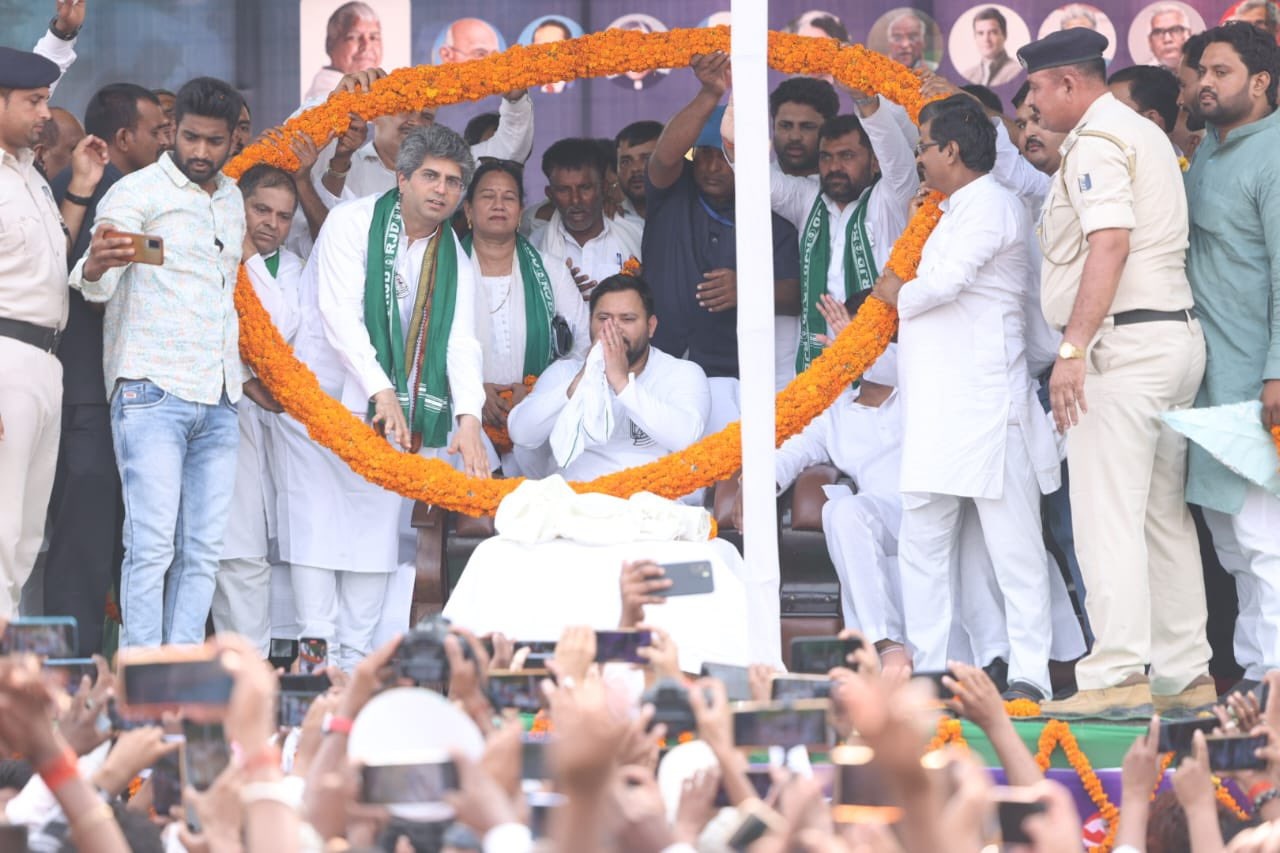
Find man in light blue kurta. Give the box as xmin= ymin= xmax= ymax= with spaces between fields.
xmin=1183 ymin=23 xmax=1280 ymax=686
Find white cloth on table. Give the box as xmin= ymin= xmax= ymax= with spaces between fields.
xmin=508 ymin=346 xmax=711 ymax=503
xmin=494 ymin=475 xmax=712 ymax=546
xmin=443 ymin=537 xmax=762 ymax=671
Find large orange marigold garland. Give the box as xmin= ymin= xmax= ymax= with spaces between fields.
xmin=230 ymin=28 xmax=933 ymax=515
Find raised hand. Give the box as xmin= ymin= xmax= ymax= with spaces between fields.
xmin=691 ymin=51 xmax=732 ymax=98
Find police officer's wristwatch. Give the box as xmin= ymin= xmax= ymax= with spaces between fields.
xmin=1058 ymin=341 xmax=1085 ymax=360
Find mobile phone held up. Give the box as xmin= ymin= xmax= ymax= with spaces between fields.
xmin=789 ymin=636 xmax=862 ymax=674
xmin=654 ymin=561 xmax=715 ymax=597
xmin=278 ymin=673 xmax=332 ymax=727
xmin=594 ymin=629 xmax=653 ymax=664
xmin=103 ymin=230 xmax=164 ymax=265
xmin=117 ymin=645 xmax=234 ymax=718
xmin=2 ymin=617 xmax=77 ymax=657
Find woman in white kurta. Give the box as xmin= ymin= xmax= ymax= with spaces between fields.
xmin=461 ymin=160 xmax=588 ymax=477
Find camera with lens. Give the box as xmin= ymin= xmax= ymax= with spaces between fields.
xmin=641 ymin=677 xmax=709 ymax=739
xmin=392 ymin=614 xmax=472 ymax=686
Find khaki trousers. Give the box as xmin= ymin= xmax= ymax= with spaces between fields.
xmin=0 ymin=338 xmax=62 ymax=618
xmin=1069 ymin=317 xmax=1210 ymax=695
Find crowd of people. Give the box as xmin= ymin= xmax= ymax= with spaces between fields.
xmin=1 ymin=0 xmax=1280 ymax=848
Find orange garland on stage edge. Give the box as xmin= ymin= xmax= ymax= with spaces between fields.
xmin=229 ymin=28 xmax=927 ymax=516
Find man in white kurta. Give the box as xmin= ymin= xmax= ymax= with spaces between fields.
xmin=770 ymin=94 xmax=918 ymax=387
xmin=277 ymin=125 xmax=486 ymax=671
xmin=874 ymin=95 xmax=1061 ymax=701
xmin=214 ymin=167 xmax=304 ymax=656
xmin=506 ymin=274 xmax=710 ymax=500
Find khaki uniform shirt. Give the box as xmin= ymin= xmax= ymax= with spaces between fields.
xmin=0 ymin=147 xmax=68 ymax=330
xmin=1038 ymin=92 xmax=1193 ymax=330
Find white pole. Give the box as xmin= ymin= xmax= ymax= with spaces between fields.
xmin=730 ymin=1 xmax=782 ymax=666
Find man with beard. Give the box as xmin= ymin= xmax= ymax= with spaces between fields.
xmin=769 ymin=88 xmax=916 ymax=385
xmin=72 ymin=77 xmax=273 ymax=648
xmin=43 ymin=83 xmax=168 ymax=653
xmin=1181 ymin=22 xmax=1280 ymax=690
xmin=614 ymin=120 xmax=661 ymax=220
xmin=1176 ymin=33 xmax=1210 ymax=155
xmin=507 ymin=273 xmax=710 ymax=501
xmin=642 ymin=51 xmax=800 ymax=432
xmin=533 ymin=138 xmax=643 ymax=302
xmin=1020 ymin=29 xmax=1212 ymax=716
xmin=770 ymin=76 xmax=839 ymax=178
xmin=873 ymin=94 xmax=1059 ymax=702
xmin=232 ymin=101 xmax=251 ymax=157
xmin=0 ymin=46 xmax=106 ymax=619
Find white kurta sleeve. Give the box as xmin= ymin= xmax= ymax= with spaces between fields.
xmin=862 ymin=98 xmax=919 ymax=223
xmin=990 ymin=118 xmax=1051 ymax=204
xmin=547 ymin=254 xmax=590 ymax=358
xmin=277 ymin=251 xmax=305 ymax=345
xmin=775 ymin=411 xmax=836 ymax=492
xmin=470 ymin=94 xmax=534 ymax=163
xmin=32 ymin=29 xmax=76 ymax=97
xmin=446 ymin=233 xmax=485 ymax=422
xmin=507 ymin=358 xmax=581 ymax=448
xmin=897 ymin=200 xmax=1015 ymax=321
xmin=770 ymin=160 xmax=820 ymax=232
xmin=614 ymin=358 xmax=710 ymax=452
xmin=315 ymin=202 xmax=395 ymax=400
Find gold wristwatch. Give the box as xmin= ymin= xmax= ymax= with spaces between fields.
xmin=1058 ymin=341 xmax=1085 ymax=360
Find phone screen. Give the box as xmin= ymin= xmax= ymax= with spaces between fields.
xmin=298 ymin=638 xmax=328 ymax=675
xmin=123 ymin=659 xmax=234 ymax=707
xmin=361 ymin=761 xmax=459 ymax=804
xmin=594 ymin=630 xmax=652 ymax=664
xmin=42 ymin=658 xmax=98 ymax=690
xmin=996 ymin=797 xmax=1046 ymax=844
xmin=488 ymin=671 xmax=549 ymax=713
xmin=278 ymin=674 xmax=331 ymax=727
xmin=732 ymin=704 xmax=830 ymax=748
xmin=790 ymin=637 xmax=861 ymax=674
xmin=3 ymin=619 xmax=76 ymax=657
xmin=521 ymin=737 xmax=549 ymax=781
xmin=771 ymin=676 xmax=832 ymax=701
xmin=181 ymin=722 xmax=231 ymax=792
xmin=701 ymin=662 xmax=753 ymax=701
xmin=1156 ymin=718 xmax=1218 ymax=753
xmin=1206 ymin=735 xmax=1268 ymax=771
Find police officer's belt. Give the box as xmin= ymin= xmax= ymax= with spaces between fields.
xmin=0 ymin=317 xmax=61 ymax=353
xmin=1112 ymin=308 xmax=1196 ymax=326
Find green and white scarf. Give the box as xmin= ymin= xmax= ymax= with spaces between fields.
xmin=796 ymin=184 xmax=878 ymax=373
xmin=462 ymin=233 xmax=557 ymax=377
xmin=364 ymin=188 xmax=457 ymax=449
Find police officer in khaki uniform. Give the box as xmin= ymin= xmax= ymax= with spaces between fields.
xmin=1020 ymin=29 xmax=1214 ymax=716
xmin=0 ymin=45 xmax=104 ymax=618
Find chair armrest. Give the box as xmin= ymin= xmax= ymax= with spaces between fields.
xmin=789 ymin=464 xmax=841 ymax=532
xmin=410 ymin=501 xmax=447 ymax=615
xmin=712 ymin=477 xmax=741 ymax=532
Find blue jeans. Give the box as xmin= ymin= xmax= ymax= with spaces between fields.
xmin=111 ymin=380 xmax=239 ymax=647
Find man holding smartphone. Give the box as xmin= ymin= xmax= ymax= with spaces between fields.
xmin=70 ymin=77 xmax=276 ymax=648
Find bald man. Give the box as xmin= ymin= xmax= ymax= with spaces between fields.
xmin=439 ymin=18 xmax=501 ymax=64
xmin=33 ymin=107 xmax=84 ymax=181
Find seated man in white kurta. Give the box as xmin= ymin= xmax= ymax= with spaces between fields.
xmin=872 ymin=95 xmax=1060 ymax=703
xmin=214 ymin=165 xmax=304 ymax=657
xmin=277 ymin=124 xmax=487 ymax=671
xmin=506 ymin=273 xmax=710 ymax=502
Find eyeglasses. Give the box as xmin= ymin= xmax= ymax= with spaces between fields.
xmin=1150 ymin=25 xmax=1191 ymax=38
xmin=915 ymin=141 xmax=941 ymax=156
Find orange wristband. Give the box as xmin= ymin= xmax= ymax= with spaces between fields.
xmin=37 ymin=747 xmax=80 ymax=792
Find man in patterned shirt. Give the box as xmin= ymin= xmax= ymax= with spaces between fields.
xmin=71 ymin=77 xmax=277 ymax=648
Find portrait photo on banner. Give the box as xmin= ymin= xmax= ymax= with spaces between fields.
xmin=948 ymin=4 xmax=1031 ymax=87
xmin=298 ymin=0 xmax=411 ymax=102
xmin=868 ymin=7 xmax=946 ymax=72
xmin=1127 ymin=1 xmax=1206 ymax=68
xmin=1219 ymin=0 xmax=1280 ymax=41
xmin=1038 ymin=2 xmax=1120 ymax=60
xmin=784 ymin=8 xmax=852 ymax=41
xmin=430 ymin=16 xmax=508 ymax=65
xmin=516 ymin=14 xmax=585 ymax=95
xmin=606 ymin=13 xmax=671 ymax=91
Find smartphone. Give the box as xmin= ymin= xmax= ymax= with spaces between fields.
xmin=528 ymin=790 xmax=566 ymax=840
xmin=278 ymin=673 xmax=331 ymax=727
xmin=105 ymin=698 xmax=152 ymax=732
xmin=118 ymin=646 xmax=234 ymax=716
xmin=1156 ymin=717 xmax=1218 ymax=753
xmin=43 ymin=657 xmax=98 ymax=689
xmin=701 ymin=662 xmax=753 ymax=701
xmin=521 ymin=736 xmax=549 ymax=781
xmin=0 ymin=825 xmax=28 ymax=852
xmin=914 ymin=671 xmax=956 ymax=702
xmin=3 ymin=617 xmax=77 ymax=657
xmin=714 ymin=767 xmax=773 ymax=807
xmin=770 ymin=674 xmax=832 ymax=701
xmin=831 ymin=744 xmax=904 ymax=824
xmin=150 ymin=746 xmax=183 ymax=816
xmin=790 ymin=636 xmax=862 ymax=674
xmin=181 ymin=722 xmax=231 ymax=792
xmin=654 ymin=561 xmax=715 ymax=597
xmin=727 ymin=799 xmax=786 ymax=851
xmin=361 ymin=759 xmax=459 ymax=804
xmin=731 ymin=699 xmax=831 ymax=749
xmin=104 ymin=230 xmax=164 ymax=265
xmin=297 ymin=637 xmax=328 ymax=675
xmin=487 ymin=669 xmax=551 ymax=713
xmin=594 ymin=630 xmax=653 ymax=664
xmin=992 ymin=786 xmax=1046 ymax=844
xmin=1205 ymin=734 xmax=1268 ymax=771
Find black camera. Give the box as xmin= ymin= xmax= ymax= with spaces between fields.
xmin=641 ymin=677 xmax=707 ymax=739
xmin=392 ymin=614 xmax=473 ymax=686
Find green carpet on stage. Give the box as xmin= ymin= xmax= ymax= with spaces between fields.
xmin=958 ymin=718 xmax=1146 ymax=769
